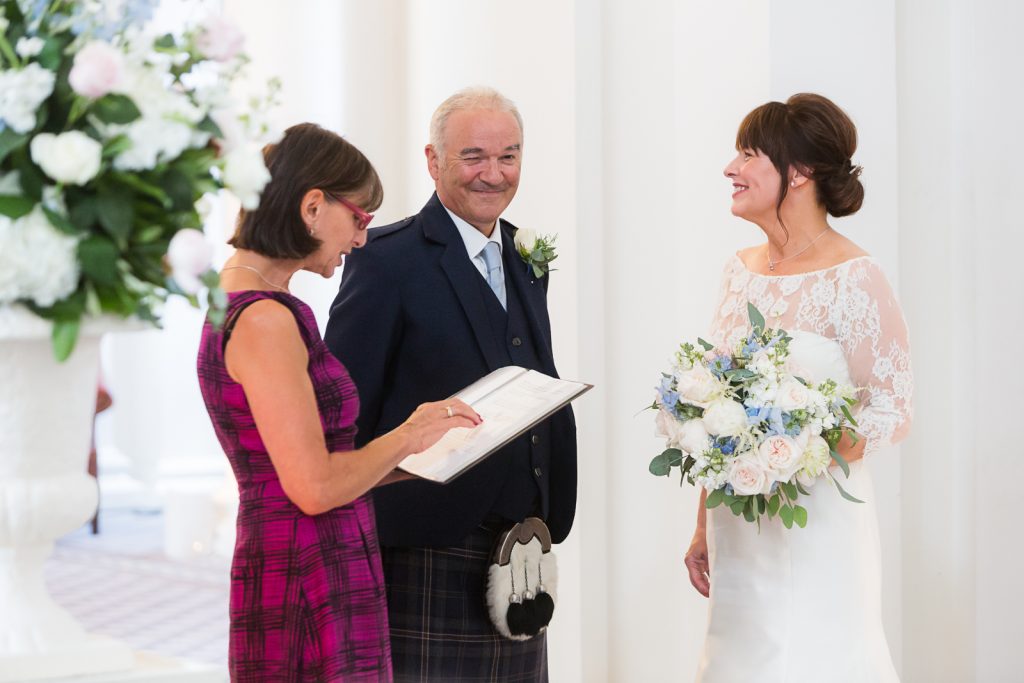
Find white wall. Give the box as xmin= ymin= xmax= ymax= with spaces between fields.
xmin=95 ymin=1 xmax=1023 ymax=680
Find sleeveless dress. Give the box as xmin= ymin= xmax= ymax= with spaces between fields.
xmin=197 ymin=290 xmax=392 ymax=682
xmin=696 ymin=256 xmax=913 ymax=683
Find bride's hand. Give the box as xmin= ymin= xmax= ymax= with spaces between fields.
xmin=685 ymin=528 xmax=710 ymax=597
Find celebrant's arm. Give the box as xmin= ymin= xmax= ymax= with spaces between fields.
xmin=226 ymin=299 xmax=478 ymax=515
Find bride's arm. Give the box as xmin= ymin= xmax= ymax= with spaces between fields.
xmin=684 ymin=490 xmax=710 ymax=597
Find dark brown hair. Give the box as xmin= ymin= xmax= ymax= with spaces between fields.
xmin=736 ymin=93 xmax=864 ymax=232
xmin=229 ymin=123 xmax=383 ymax=259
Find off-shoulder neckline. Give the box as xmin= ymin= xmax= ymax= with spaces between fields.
xmin=731 ymin=253 xmax=875 ymax=279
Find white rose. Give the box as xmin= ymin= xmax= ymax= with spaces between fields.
xmin=727 ymin=454 xmax=770 ymax=496
xmin=195 ymin=16 xmax=245 ymax=62
xmin=702 ymin=398 xmax=748 ymax=437
xmin=677 ymin=418 xmax=711 ymax=455
xmin=167 ymin=229 xmax=213 ymax=294
xmin=68 ymin=41 xmax=125 ymax=99
xmin=30 ymin=131 xmax=102 ymax=185
xmin=758 ymin=434 xmax=803 ymax=480
xmin=16 ymin=37 xmax=45 ymax=59
xmin=0 ymin=62 xmax=56 ymax=133
xmin=774 ymin=376 xmax=810 ymax=411
xmin=676 ymin=365 xmax=720 ymax=406
xmin=223 ymin=143 xmax=271 ymax=210
xmin=514 ymin=228 xmax=538 ymax=254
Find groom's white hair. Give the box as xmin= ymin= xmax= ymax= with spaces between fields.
xmin=429 ymin=86 xmax=524 ymax=159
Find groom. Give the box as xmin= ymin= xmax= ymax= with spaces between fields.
xmin=324 ymin=86 xmax=577 ymax=681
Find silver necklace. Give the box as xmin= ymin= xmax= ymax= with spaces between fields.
xmin=221 ymin=265 xmax=289 ymax=293
xmin=768 ymin=227 xmax=831 ymax=271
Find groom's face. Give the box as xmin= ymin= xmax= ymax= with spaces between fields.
xmin=427 ymin=108 xmax=522 ymax=236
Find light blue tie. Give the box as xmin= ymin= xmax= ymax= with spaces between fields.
xmin=480 ymin=241 xmax=507 ymax=309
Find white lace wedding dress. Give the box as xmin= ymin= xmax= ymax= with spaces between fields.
xmin=696 ymin=255 xmax=913 ymax=683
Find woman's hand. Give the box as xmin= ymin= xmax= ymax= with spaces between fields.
xmin=398 ymin=398 xmax=482 ymax=455
xmin=685 ymin=527 xmax=711 ymax=598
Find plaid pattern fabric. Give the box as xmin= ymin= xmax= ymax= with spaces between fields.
xmin=198 ymin=291 xmax=392 ymax=682
xmin=383 ymin=519 xmax=547 ymax=683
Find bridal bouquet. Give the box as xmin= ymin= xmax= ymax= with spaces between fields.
xmin=0 ymin=0 xmax=278 ymax=359
xmin=649 ymin=304 xmax=862 ymax=528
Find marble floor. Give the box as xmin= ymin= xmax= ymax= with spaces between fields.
xmin=43 ymin=506 xmax=230 ymax=671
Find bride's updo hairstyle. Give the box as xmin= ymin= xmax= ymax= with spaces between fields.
xmin=736 ymin=93 xmax=864 ymax=220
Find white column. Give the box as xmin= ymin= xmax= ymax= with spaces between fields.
xmin=896 ymin=1 xmax=976 ymax=680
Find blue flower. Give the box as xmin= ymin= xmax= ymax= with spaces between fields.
xmin=717 ymin=438 xmax=738 ymax=455
xmin=708 ymin=354 xmax=733 ymax=378
xmin=724 ymin=484 xmax=735 ymax=496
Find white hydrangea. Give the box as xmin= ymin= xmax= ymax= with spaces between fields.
xmin=222 ymin=142 xmax=270 ymax=210
xmin=110 ymin=63 xmax=207 ymax=171
xmin=0 ymin=63 xmax=56 ymax=133
xmin=0 ymin=206 xmax=80 ymax=307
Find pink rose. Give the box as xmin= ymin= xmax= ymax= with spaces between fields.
xmin=196 ymin=16 xmax=245 ymax=62
xmin=69 ymin=41 xmax=125 ymax=99
xmin=727 ymin=454 xmax=770 ymax=496
xmin=758 ymin=434 xmax=803 ymax=481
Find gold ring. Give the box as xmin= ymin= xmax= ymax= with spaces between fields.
xmin=445 ymin=406 xmax=454 ymax=419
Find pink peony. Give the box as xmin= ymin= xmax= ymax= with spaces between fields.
xmin=69 ymin=41 xmax=125 ymax=99
xmin=195 ymin=16 xmax=245 ymax=62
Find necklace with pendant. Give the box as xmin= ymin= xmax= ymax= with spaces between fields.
xmin=221 ymin=264 xmax=290 ymax=293
xmin=768 ymin=227 xmax=831 ymax=272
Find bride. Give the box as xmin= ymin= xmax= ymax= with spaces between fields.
xmin=686 ymin=93 xmax=913 ymax=682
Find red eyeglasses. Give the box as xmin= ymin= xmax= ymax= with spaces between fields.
xmin=328 ymin=193 xmax=374 ymax=231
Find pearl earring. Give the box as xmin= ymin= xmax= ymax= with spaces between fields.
xmin=790 ymin=180 xmax=796 ymax=187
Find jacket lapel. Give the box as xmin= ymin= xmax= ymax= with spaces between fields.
xmin=421 ymin=195 xmax=507 ymax=372
xmin=501 ymin=222 xmax=556 ymax=374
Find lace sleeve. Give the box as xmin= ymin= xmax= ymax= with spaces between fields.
xmin=838 ymin=259 xmax=914 ymax=457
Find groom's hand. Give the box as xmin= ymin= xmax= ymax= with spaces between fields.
xmin=685 ymin=530 xmax=710 ymax=597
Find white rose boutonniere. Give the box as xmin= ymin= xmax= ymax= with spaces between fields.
xmin=513 ymin=228 xmax=558 ymax=278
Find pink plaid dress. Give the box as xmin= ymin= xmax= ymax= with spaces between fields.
xmin=197 ymin=290 xmax=392 ymax=682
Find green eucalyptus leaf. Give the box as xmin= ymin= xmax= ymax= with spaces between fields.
xmin=705 ymin=488 xmax=726 ymax=509
xmin=782 ymin=482 xmax=799 ymax=500
xmin=841 ymin=404 xmax=859 ymax=427
xmin=649 ymin=453 xmax=672 ymax=477
xmin=833 ymin=478 xmax=865 ymax=504
xmin=729 ymin=499 xmax=745 ymax=516
xmin=747 ymin=302 xmax=765 ymax=334
xmin=793 ymin=505 xmax=808 ymax=528
xmin=697 ymin=337 xmax=715 ymax=351
xmin=92 ymin=94 xmax=142 ymax=125
xmin=779 ymin=504 xmax=794 ymax=528
xmin=154 ymin=33 xmax=176 ymax=49
xmin=0 ymin=195 xmax=36 ymax=218
xmin=767 ymin=493 xmax=781 ymax=516
xmin=52 ymin=319 xmax=81 ymax=362
xmin=829 ymin=448 xmax=851 ymax=478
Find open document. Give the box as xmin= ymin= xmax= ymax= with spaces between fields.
xmin=398 ymin=366 xmax=592 ymax=483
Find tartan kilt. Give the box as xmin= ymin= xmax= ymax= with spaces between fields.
xmin=382 ymin=517 xmax=548 ymax=683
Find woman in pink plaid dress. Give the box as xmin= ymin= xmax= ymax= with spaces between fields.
xmin=197 ymin=123 xmax=480 ymax=682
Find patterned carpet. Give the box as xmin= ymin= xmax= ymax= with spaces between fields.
xmin=43 ymin=507 xmax=231 ymax=669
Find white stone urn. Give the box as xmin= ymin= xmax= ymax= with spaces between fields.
xmin=0 ymin=306 xmax=135 ymax=681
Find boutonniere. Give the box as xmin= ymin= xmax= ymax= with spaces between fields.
xmin=513 ymin=229 xmax=558 ymax=279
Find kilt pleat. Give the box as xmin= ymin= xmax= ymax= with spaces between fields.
xmin=382 ymin=518 xmax=548 ymax=682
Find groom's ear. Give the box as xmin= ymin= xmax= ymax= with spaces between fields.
xmin=425 ymin=144 xmax=441 ymax=181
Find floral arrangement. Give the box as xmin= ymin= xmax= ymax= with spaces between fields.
xmin=649 ymin=303 xmax=863 ymax=528
xmin=0 ymin=0 xmax=278 ymax=359
xmin=513 ymin=228 xmax=557 ymax=279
